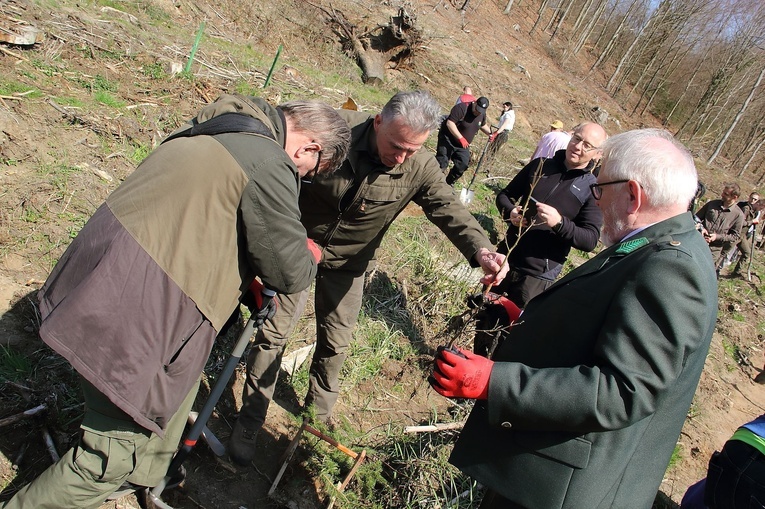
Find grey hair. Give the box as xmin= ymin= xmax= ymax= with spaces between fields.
xmin=280 ymin=101 xmax=351 ymax=174
xmin=379 ymin=90 xmax=442 ymax=133
xmin=600 ymin=128 xmax=697 ymax=209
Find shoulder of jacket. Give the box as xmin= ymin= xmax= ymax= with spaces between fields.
xmin=336 ymin=108 xmax=373 ymax=127
xmin=652 ymin=235 xmax=695 ymax=258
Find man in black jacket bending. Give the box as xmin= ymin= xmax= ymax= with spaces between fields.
xmin=494 ymin=122 xmax=607 ymax=307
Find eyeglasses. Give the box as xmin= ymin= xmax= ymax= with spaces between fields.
xmin=302 ymin=150 xmax=323 ymax=184
xmin=570 ymin=134 xmax=601 ymax=152
xmin=589 ymin=179 xmax=631 ymax=200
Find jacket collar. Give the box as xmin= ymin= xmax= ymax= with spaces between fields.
xmin=547 ymin=212 xmax=697 ymax=288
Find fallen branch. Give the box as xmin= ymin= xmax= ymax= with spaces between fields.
xmin=0 ymin=403 xmax=47 ymax=428
xmin=0 ymin=45 xmax=29 ymax=62
xmin=41 ymin=427 xmax=60 ymax=462
xmin=404 ymin=420 xmax=465 ymax=434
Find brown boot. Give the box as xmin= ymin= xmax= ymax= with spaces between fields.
xmin=228 ymin=420 xmax=261 ymax=466
xmin=755 ymin=368 xmax=765 ymax=384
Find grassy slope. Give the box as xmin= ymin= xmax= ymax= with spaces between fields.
xmin=0 ymin=0 xmax=764 ymax=508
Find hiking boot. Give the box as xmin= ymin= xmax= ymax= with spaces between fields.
xmin=755 ymin=371 xmax=765 ymax=385
xmin=228 ymin=421 xmax=260 ymax=466
xmin=107 ymin=465 xmax=186 ymax=500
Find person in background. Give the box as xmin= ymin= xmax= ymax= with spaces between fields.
xmin=0 ymin=94 xmax=351 ymax=509
xmin=530 ymin=119 xmax=572 ymax=160
xmin=456 ymin=85 xmax=476 ymax=105
xmin=436 ymin=96 xmax=492 ymax=185
xmin=695 ymin=183 xmax=745 ymax=276
xmin=487 ymin=101 xmax=515 ymax=158
xmin=730 ymin=191 xmax=760 ymax=276
xmin=681 ymin=413 xmax=765 ymax=509
xmin=432 ymin=128 xmax=717 ymax=509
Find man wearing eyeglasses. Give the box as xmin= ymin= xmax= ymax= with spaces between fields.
xmin=2 ymin=95 xmax=351 ymax=508
xmin=433 ymin=128 xmax=717 ymax=509
xmin=695 ymin=183 xmax=745 ymax=276
xmin=492 ymin=122 xmax=607 ymax=309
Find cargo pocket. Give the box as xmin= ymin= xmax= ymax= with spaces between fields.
xmin=73 ymin=427 xmax=140 ymax=483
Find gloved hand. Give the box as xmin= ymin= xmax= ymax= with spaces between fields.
xmin=429 ymin=346 xmax=493 ymax=399
xmin=248 ymin=279 xmax=278 ymax=326
xmin=307 ymin=238 xmax=322 ymax=263
xmin=489 ymin=132 xmax=498 ymax=142
xmin=458 ymin=137 xmax=470 ymax=149
xmin=467 ymin=291 xmax=522 ymax=323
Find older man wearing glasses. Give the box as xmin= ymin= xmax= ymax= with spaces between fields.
xmin=433 ymin=128 xmax=717 ymax=509
xmin=492 ymin=121 xmax=607 ymax=309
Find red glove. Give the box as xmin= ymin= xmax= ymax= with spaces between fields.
xmin=489 ymin=132 xmax=498 ymax=142
xmin=248 ymin=279 xmax=278 ymax=325
xmin=458 ymin=137 xmax=470 ymax=149
xmin=430 ymin=346 xmax=493 ymax=399
xmin=307 ymin=238 xmax=322 ymax=263
xmin=485 ymin=292 xmax=522 ymax=322
xmin=466 ymin=291 xmax=522 ymax=323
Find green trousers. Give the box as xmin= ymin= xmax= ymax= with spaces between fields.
xmin=240 ymin=267 xmax=365 ymax=429
xmin=2 ymin=378 xmax=198 ymax=509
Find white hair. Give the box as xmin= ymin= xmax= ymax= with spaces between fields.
xmin=600 ymin=129 xmax=697 ymax=209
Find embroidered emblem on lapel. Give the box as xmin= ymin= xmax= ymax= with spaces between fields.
xmin=615 ymin=237 xmax=649 ymax=254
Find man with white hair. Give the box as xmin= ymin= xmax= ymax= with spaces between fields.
xmin=431 ymin=128 xmax=718 ymax=508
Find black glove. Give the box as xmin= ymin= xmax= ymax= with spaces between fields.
xmin=246 ymin=279 xmax=278 ymax=326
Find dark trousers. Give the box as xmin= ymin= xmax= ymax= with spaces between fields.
xmin=704 ymin=439 xmax=765 ymax=509
xmin=492 ymin=268 xmax=552 ymax=308
xmin=435 ymin=130 xmax=471 ymax=185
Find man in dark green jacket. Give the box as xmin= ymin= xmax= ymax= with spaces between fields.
xmin=230 ymin=90 xmax=508 ymax=465
xmin=431 ymin=128 xmax=717 ymax=508
xmin=2 ymin=95 xmax=350 ymax=509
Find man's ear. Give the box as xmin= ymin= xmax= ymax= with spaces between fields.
xmin=626 ymin=179 xmax=642 ymax=215
xmin=299 ymin=142 xmax=321 ymax=157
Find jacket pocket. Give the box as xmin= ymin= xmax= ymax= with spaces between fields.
xmin=511 ymin=429 xmax=592 ymax=469
xmin=163 ymin=317 xmax=205 ymax=377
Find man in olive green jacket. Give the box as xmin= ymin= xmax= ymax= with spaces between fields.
xmin=431 ymin=129 xmax=717 ymax=509
xmin=2 ymin=95 xmax=350 ymax=509
xmin=230 ymin=90 xmax=508 ymax=465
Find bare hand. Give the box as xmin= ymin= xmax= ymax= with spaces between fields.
xmin=474 ymin=248 xmax=508 ymax=286
xmin=509 ymin=206 xmax=528 ymax=228
xmin=535 ymin=202 xmax=562 ymax=228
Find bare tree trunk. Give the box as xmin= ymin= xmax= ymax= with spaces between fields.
xmin=530 ymin=0 xmax=551 ymax=34
xmin=640 ymin=41 xmax=694 ymax=116
xmin=503 ymin=0 xmax=514 ymax=15
xmin=550 ymin=0 xmax=575 ymax=41
xmin=573 ymin=0 xmax=608 ymax=55
xmin=609 ymin=0 xmax=672 ymax=96
xmin=591 ymin=0 xmax=643 ymax=73
xmin=735 ymin=125 xmax=765 ymax=176
xmin=571 ymin=0 xmax=595 ymax=34
xmin=697 ymin=65 xmax=754 ymax=141
xmin=665 ymin=63 xmax=701 ymax=127
xmin=708 ymin=66 xmax=765 ymax=164
xmin=744 ymin=138 xmax=765 ymax=180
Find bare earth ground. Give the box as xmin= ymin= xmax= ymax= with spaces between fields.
xmin=1 ymin=0 xmax=764 ymax=508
